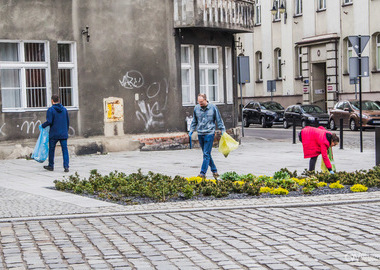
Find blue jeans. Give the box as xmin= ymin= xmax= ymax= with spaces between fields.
xmin=198 ymin=134 xmax=217 ymax=175
xmin=49 ymin=139 xmax=69 ymax=169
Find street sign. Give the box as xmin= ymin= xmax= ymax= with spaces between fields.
xmin=237 ymin=56 xmax=250 ymax=84
xmin=267 ymin=80 xmax=276 ymax=92
xmin=350 ymin=77 xmax=358 ymax=85
xmin=348 ymin=35 xmax=370 ymax=55
xmin=349 ymin=57 xmax=369 ymax=78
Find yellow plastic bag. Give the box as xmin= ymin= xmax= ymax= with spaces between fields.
xmin=218 ymin=133 xmax=239 ymax=158
xmin=321 ymin=147 xmax=336 ymax=173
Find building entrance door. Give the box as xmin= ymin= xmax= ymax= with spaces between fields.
xmin=311 ymin=63 xmax=327 ymax=112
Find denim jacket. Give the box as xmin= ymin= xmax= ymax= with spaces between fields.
xmin=190 ymin=103 xmax=226 ymax=135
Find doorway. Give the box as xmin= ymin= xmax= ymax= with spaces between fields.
xmin=311 ymin=63 xmax=327 ymax=112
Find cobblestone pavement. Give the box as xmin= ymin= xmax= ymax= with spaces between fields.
xmin=1 ymin=203 xmax=380 ymax=269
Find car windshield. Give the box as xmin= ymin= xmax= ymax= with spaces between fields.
xmin=351 ymin=101 xmax=380 ymax=110
xmin=261 ymin=102 xmax=284 ymax=110
xmin=301 ymin=105 xmax=323 ymax=113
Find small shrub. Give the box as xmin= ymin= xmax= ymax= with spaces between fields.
xmin=183 ymin=184 xmax=195 ymax=199
xmin=329 ymin=181 xmax=344 ymax=189
xmin=317 ymin=182 xmax=327 ymax=188
xmin=259 ymin=187 xmax=272 ymax=194
xmin=302 ymin=186 xmax=314 ymax=194
xmin=270 ymin=187 xmax=289 ymax=195
xmin=350 ymin=184 xmax=368 ymax=192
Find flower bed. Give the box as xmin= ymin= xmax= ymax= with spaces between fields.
xmin=53 ymin=167 xmax=380 ymax=205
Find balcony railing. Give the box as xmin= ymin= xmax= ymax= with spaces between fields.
xmin=174 ymin=0 xmax=255 ymax=32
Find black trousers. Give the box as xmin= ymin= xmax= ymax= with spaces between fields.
xmin=309 ymin=156 xmax=318 ymax=171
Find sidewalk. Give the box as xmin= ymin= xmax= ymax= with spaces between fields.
xmin=0 ymin=136 xmax=379 ymax=221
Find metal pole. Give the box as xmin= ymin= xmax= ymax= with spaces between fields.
xmin=240 ymin=82 xmax=244 ymax=137
xmin=359 ymin=36 xmax=363 ymax=152
xmin=339 ymin=118 xmax=343 ymax=150
xmin=355 ymin=79 xmax=357 ymax=100
xmin=293 ymin=123 xmax=296 ymax=144
xmin=376 ymin=127 xmax=380 ymax=166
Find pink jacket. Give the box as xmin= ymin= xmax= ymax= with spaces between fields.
xmin=301 ymin=126 xmax=332 ymax=169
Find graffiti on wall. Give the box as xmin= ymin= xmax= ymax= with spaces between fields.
xmin=120 ymin=70 xmax=169 ymax=131
xmin=0 ymin=123 xmax=6 ymax=136
xmin=0 ymin=120 xmax=76 ymax=137
xmin=119 ymin=70 xmax=144 ymax=89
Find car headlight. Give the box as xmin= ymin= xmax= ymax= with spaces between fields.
xmin=360 ymin=114 xmax=369 ymax=119
xmin=308 ymin=117 xmax=315 ymax=121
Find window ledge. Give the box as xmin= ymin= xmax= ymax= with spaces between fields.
xmin=371 ymin=70 xmax=380 ymax=74
xmin=275 ymin=78 xmax=282 ymax=82
xmin=255 ymin=80 xmax=263 ymax=83
xmin=293 ymin=14 xmax=303 ymax=18
xmin=316 ymin=8 xmax=326 ymax=13
xmin=295 ymin=76 xmax=303 ymax=81
xmin=254 ymin=23 xmax=261 ymax=27
xmin=272 ymin=19 xmax=281 ymax=23
xmin=182 ymin=103 xmax=196 ymax=107
xmin=342 ymin=2 xmax=353 ymax=7
xmin=66 ymin=107 xmax=79 ymax=111
xmin=343 ymin=73 xmax=349 ymax=76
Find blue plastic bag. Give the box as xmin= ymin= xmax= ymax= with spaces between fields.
xmin=31 ymin=125 xmax=50 ymax=163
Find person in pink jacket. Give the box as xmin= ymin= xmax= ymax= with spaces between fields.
xmin=299 ymin=126 xmax=339 ymax=173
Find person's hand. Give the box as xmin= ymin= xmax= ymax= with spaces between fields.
xmin=329 ymin=170 xmax=335 ymax=175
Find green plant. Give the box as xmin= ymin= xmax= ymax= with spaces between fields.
xmin=302 ymin=186 xmax=314 ymax=194
xmin=183 ymin=184 xmax=195 ymax=199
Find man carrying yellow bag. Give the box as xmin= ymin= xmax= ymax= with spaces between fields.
xmin=189 ymin=94 xmax=226 ymax=180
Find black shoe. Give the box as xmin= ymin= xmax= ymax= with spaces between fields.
xmin=64 ymin=168 xmax=69 ymax=173
xmin=43 ymin=166 xmax=54 ymax=171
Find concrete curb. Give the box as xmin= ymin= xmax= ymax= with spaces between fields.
xmin=2 ymin=197 xmax=380 ymax=223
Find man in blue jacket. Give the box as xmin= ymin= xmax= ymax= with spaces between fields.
xmin=189 ymin=93 xmax=225 ymax=179
xmin=42 ymin=95 xmax=70 ymax=172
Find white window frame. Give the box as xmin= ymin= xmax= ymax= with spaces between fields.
xmin=181 ymin=45 xmax=195 ymax=105
xmin=347 ymin=40 xmax=353 ymax=73
xmin=295 ymin=0 xmax=302 ymax=15
xmin=275 ymin=48 xmax=282 ymax=79
xmin=0 ymin=40 xmax=51 ymax=112
xmin=225 ymin=47 xmax=233 ymax=104
xmin=58 ymin=42 xmax=79 ymax=109
xmin=297 ymin=47 xmax=303 ymax=77
xmin=256 ymin=51 xmax=263 ymax=81
xmin=255 ymin=0 xmax=261 ymax=25
xmin=199 ymin=46 xmax=224 ymax=103
xmin=376 ymin=35 xmax=380 ymax=71
xmin=273 ymin=0 xmax=281 ymax=21
xmin=317 ymin=0 xmax=326 ymax=11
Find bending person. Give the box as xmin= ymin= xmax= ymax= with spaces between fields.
xmin=299 ymin=126 xmax=339 ymax=173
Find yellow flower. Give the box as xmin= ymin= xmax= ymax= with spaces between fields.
xmin=259 ymin=187 xmax=273 ymax=193
xmin=329 ymin=181 xmax=344 ymax=189
xmin=270 ymin=187 xmax=289 ymax=195
xmin=351 ymin=184 xmax=368 ymax=192
xmin=317 ymin=182 xmax=327 ymax=187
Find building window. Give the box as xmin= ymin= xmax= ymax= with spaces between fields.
xmin=273 ymin=0 xmax=280 ymax=21
xmin=275 ymin=48 xmax=282 ymax=79
xmin=343 ymin=0 xmax=352 ymax=4
xmin=225 ymin=47 xmax=233 ymax=104
xmin=255 ymin=51 xmax=263 ymax=81
xmin=0 ymin=41 xmax=50 ymax=111
xmin=376 ymin=35 xmax=380 ymax=71
xmin=347 ymin=39 xmax=353 ymax=73
xmin=297 ymin=47 xmax=302 ymax=77
xmin=317 ymin=0 xmax=326 ymax=10
xmin=295 ymin=0 xmax=302 ymax=15
xmin=181 ymin=45 xmax=195 ymax=105
xmin=58 ymin=43 xmax=78 ymax=107
xmin=199 ymin=46 xmax=223 ymax=103
xmin=255 ymin=0 xmax=261 ymax=25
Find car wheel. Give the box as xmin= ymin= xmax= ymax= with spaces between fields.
xmin=329 ymin=119 xmax=337 ymax=130
xmin=243 ymin=117 xmax=249 ymax=127
xmin=267 ymin=124 xmax=273 ymax=128
xmin=350 ymin=119 xmax=358 ymax=131
xmin=283 ymin=119 xmax=289 ymax=129
xmin=261 ymin=116 xmax=267 ymax=128
xmin=301 ymin=120 xmax=307 ymax=128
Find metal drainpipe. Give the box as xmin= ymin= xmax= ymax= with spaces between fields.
xmin=335 ymin=40 xmax=339 ymax=102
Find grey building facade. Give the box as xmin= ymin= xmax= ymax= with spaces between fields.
xmin=0 ymin=0 xmax=254 ymax=142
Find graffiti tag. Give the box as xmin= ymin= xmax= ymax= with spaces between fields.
xmin=119 ymin=70 xmax=144 ymax=89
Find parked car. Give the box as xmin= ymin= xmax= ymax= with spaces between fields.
xmin=329 ymin=100 xmax=380 ymax=131
xmin=242 ymin=101 xmax=284 ymax=128
xmin=283 ymin=104 xmax=329 ymax=129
